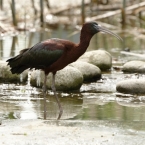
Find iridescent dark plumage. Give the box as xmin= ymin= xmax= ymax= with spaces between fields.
xmin=7 ymin=21 xmax=122 ymax=120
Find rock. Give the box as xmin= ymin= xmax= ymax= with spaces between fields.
xmin=80 ymin=50 xmax=112 ymax=71
xmin=30 ymin=70 xmax=43 ymax=87
xmin=116 ymin=79 xmax=145 ymax=94
xmin=0 ymin=61 xmax=27 ymax=83
xmin=122 ymin=60 xmax=145 ymax=73
xmin=79 ymin=51 xmax=93 ymax=63
xmin=70 ymin=61 xmax=101 ymax=82
xmin=31 ymin=66 xmax=83 ymax=91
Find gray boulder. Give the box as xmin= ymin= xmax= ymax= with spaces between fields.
xmin=116 ymin=79 xmax=145 ymax=94
xmin=0 ymin=61 xmax=27 ymax=83
xmin=122 ymin=60 xmax=145 ymax=73
xmin=70 ymin=61 xmax=101 ymax=81
xmin=31 ymin=66 xmax=83 ymax=91
xmin=80 ymin=50 xmax=112 ymax=71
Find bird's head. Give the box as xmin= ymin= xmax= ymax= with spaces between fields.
xmin=83 ymin=21 xmax=122 ymax=41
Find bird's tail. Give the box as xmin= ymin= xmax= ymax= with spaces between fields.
xmin=7 ymin=48 xmax=29 ymax=74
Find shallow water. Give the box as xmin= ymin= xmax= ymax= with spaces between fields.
xmin=0 ymin=72 xmax=145 ymax=123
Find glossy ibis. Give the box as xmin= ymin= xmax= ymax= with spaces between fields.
xmin=6 ymin=21 xmax=122 ymax=120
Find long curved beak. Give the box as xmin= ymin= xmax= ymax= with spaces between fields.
xmin=97 ymin=26 xmax=123 ymax=41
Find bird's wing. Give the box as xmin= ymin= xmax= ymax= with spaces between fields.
xmin=23 ymin=41 xmax=64 ymax=68
xmin=7 ymin=39 xmax=65 ymax=73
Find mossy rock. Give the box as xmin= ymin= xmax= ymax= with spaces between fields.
xmin=122 ymin=60 xmax=145 ymax=73
xmin=80 ymin=50 xmax=112 ymax=71
xmin=70 ymin=61 xmax=101 ymax=82
xmin=31 ymin=66 xmax=83 ymax=91
xmin=0 ymin=61 xmax=27 ymax=83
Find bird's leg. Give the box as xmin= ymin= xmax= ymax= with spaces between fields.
xmin=51 ymin=73 xmax=63 ymax=120
xmin=43 ymin=73 xmax=47 ymax=120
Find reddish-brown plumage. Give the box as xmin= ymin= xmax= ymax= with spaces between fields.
xmin=42 ymin=25 xmax=97 ymax=74
xmin=7 ymin=21 xmax=122 ymax=120
xmin=42 ymin=39 xmax=77 ymax=74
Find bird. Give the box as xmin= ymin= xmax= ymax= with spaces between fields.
xmin=6 ymin=21 xmax=122 ymax=120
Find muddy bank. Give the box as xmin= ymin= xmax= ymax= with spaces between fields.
xmin=0 ymin=119 xmax=145 ymax=145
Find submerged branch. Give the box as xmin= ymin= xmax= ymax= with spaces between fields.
xmin=121 ymin=51 xmax=145 ymax=59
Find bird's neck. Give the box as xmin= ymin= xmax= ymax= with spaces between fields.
xmin=78 ymin=31 xmax=94 ymax=54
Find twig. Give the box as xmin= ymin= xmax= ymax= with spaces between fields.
xmin=121 ymin=51 xmax=145 ymax=59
